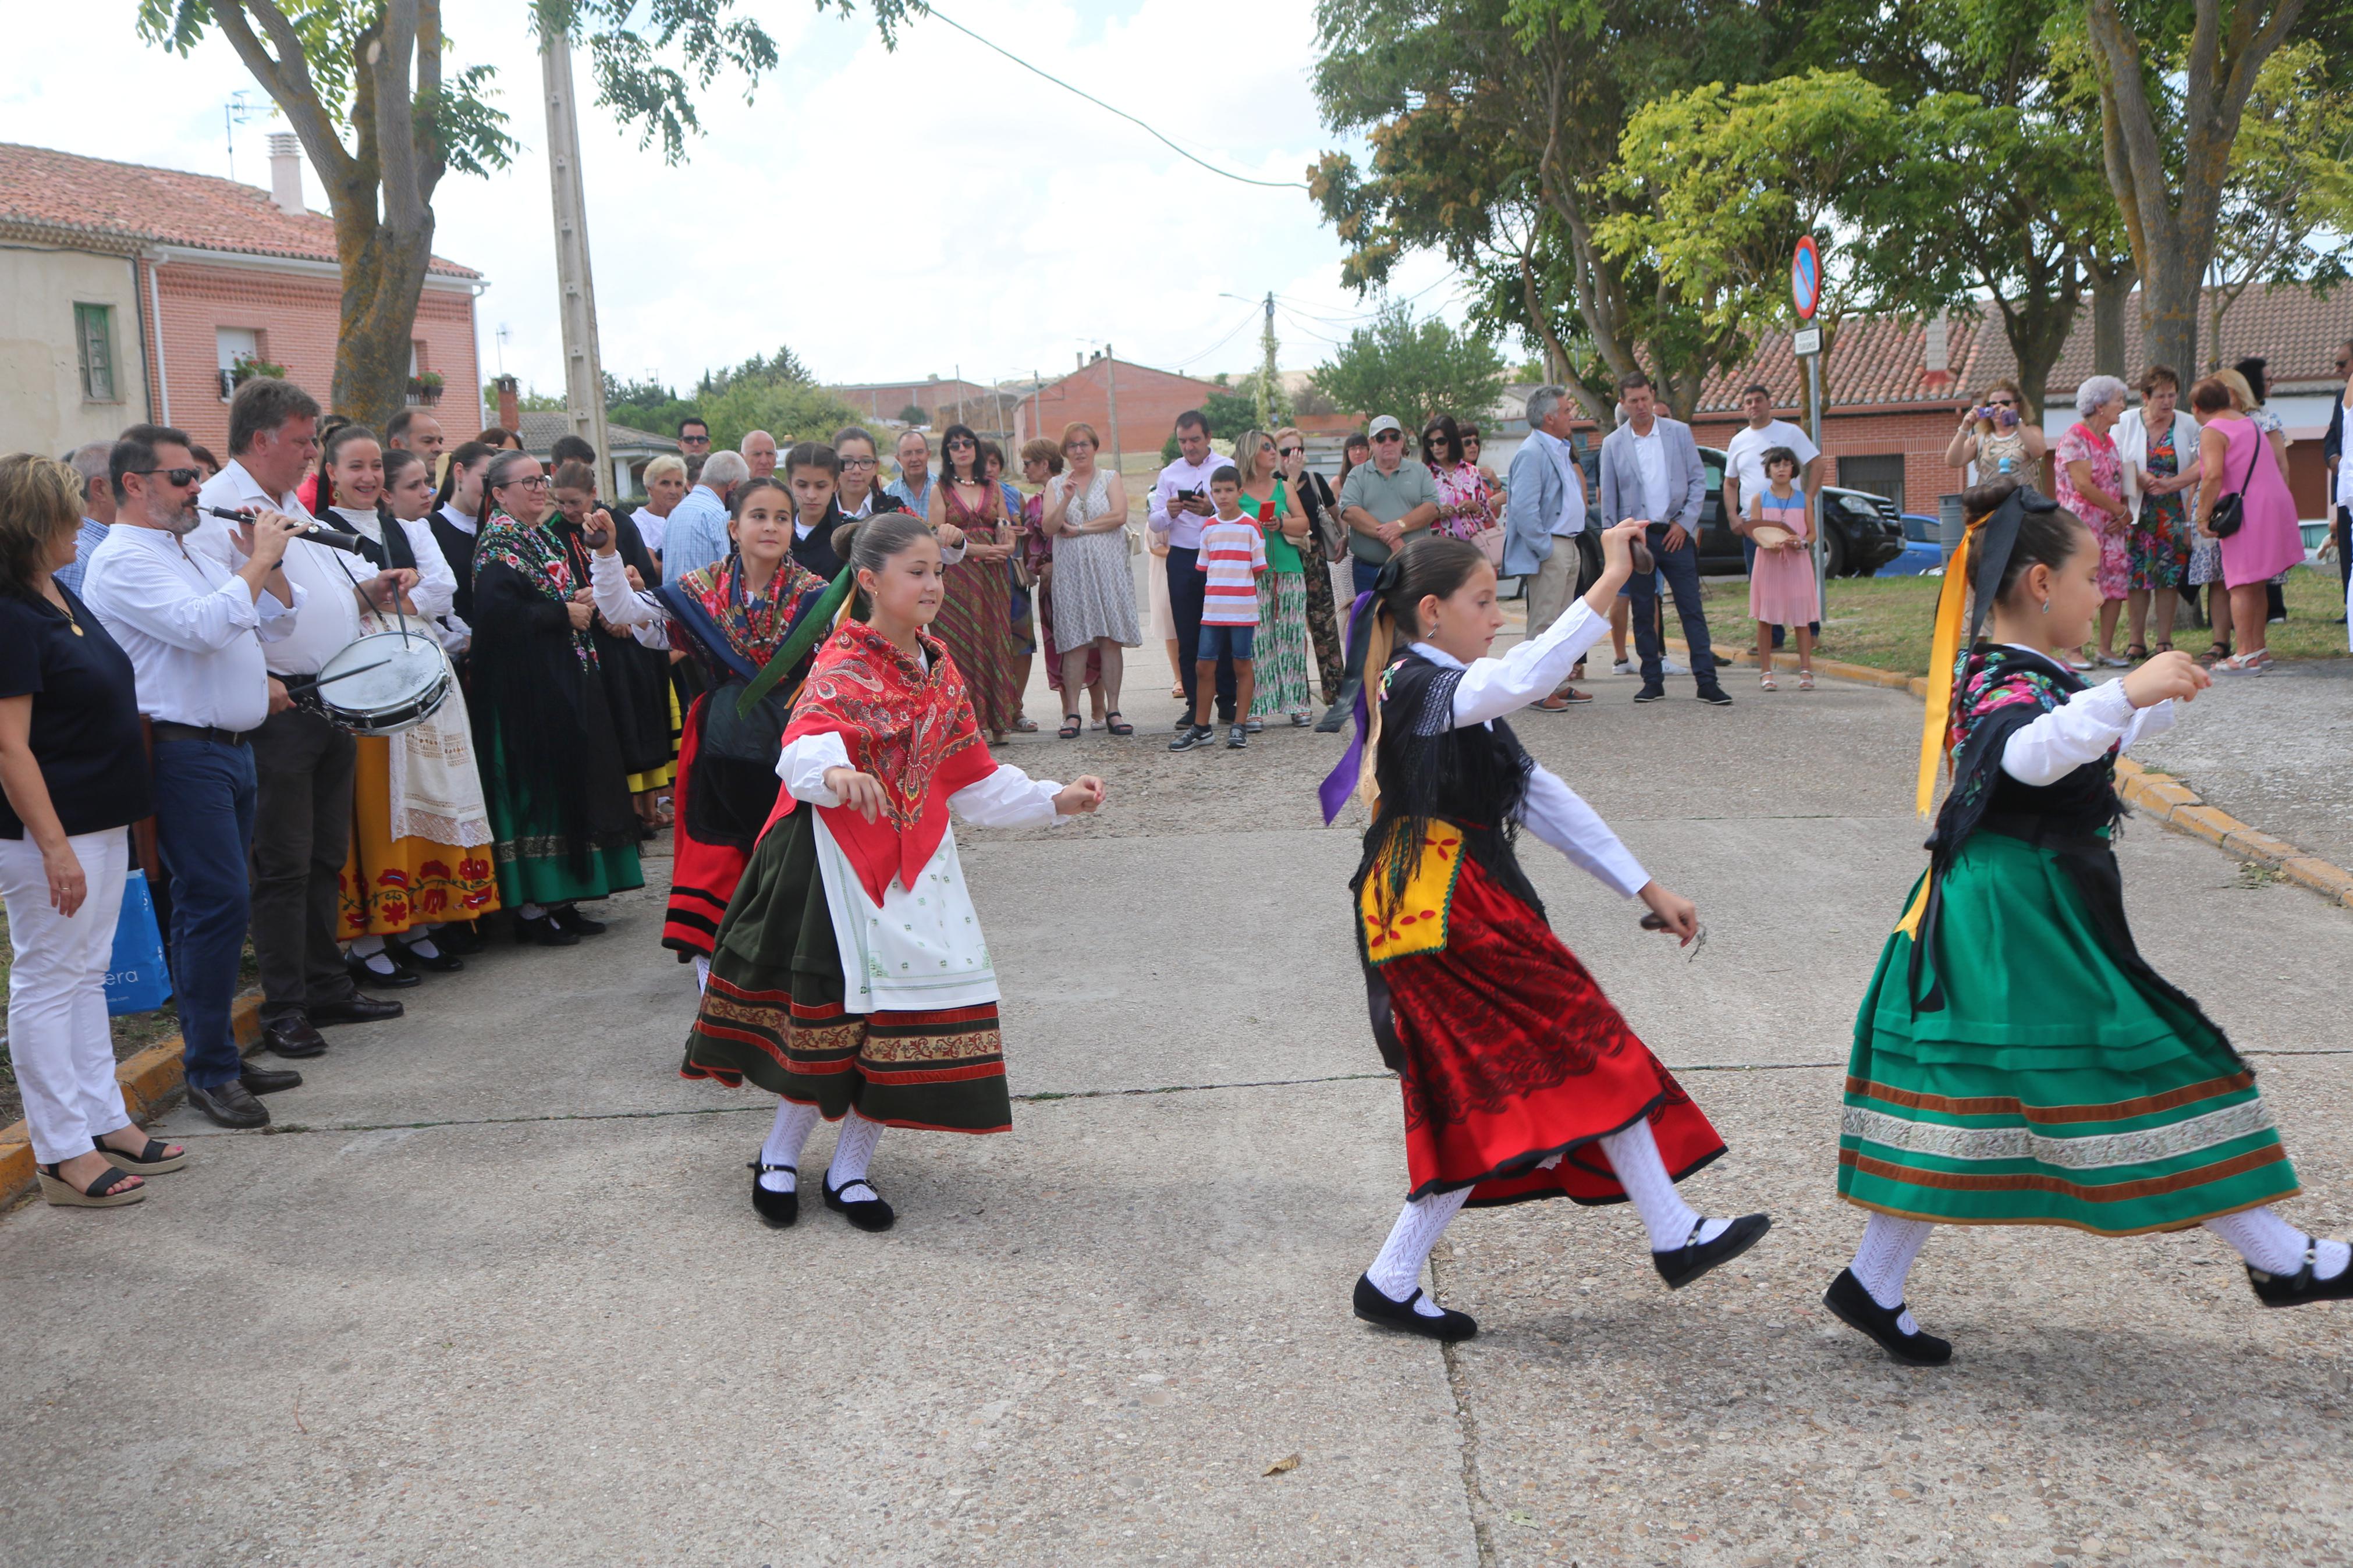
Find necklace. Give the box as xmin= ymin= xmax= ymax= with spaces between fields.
xmin=47 ymin=591 xmax=84 ymax=635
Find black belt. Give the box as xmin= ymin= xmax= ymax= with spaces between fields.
xmin=151 ymin=721 xmax=251 ymax=747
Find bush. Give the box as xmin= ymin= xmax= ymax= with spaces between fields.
xmin=899 ymin=404 xmax=928 ymax=426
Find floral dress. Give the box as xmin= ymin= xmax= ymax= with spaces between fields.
xmin=2132 ymin=421 xmax=2193 ymax=592
xmin=2055 ymin=421 xmax=2128 ymax=601
xmin=1431 ymin=461 xmax=1492 ymax=542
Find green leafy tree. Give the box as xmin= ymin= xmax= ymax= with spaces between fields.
xmin=1202 ymin=385 xmax=1262 ymax=440
xmin=698 ymin=343 xmax=817 ymax=395
xmin=137 ymin=1 xmax=915 ymax=435
xmin=698 ymin=380 xmax=862 ymax=453
xmin=898 ymin=403 xmax=928 ymax=426
xmin=2203 ymin=39 xmax=2353 ymax=367
xmin=604 ymin=371 xmax=701 ymax=435
xmin=1309 ymin=301 xmax=1506 ymax=427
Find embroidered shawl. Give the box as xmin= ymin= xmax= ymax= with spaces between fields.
xmin=473 ymin=509 xmax=595 ymax=668
xmin=669 ymin=549 xmax=829 ymax=673
xmin=764 ymin=620 xmax=996 ymax=903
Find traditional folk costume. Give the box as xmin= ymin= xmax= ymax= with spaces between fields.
xmin=467 ymin=510 xmax=645 ymax=931
xmin=324 ymin=503 xmax=499 ymax=976
xmin=1322 ymin=588 xmax=1769 ymax=1341
xmin=562 ymin=511 xmax=679 ymax=802
xmin=683 ymin=618 xmax=1074 ymax=1232
xmin=1827 ymin=485 xmax=2352 ymax=1367
xmin=587 ymin=547 xmax=838 ymax=970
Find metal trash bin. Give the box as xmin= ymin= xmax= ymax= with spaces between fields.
xmin=1937 ymin=493 xmax=1967 ymax=556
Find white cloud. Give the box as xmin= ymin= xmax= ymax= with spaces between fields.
xmin=7 ymin=1 xmax=1464 ymax=399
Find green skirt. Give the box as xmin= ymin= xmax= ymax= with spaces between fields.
xmin=480 ymin=732 xmax=644 ymax=908
xmin=682 ymin=808 xmax=1012 ymax=1133
xmin=1839 ymin=828 xmax=2297 ymax=1234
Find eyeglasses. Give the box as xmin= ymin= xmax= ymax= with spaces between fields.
xmin=1373 ymin=431 xmax=1405 ymax=444
xmin=498 ymin=474 xmax=552 ymax=489
xmin=841 ymin=456 xmax=878 ymax=468
xmin=133 ymin=467 xmax=202 ymax=486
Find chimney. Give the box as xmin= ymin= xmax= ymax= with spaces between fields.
xmin=268 ymin=133 xmax=304 ymax=215
xmin=495 ymin=375 xmax=520 ymax=433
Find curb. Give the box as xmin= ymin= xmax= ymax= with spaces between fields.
xmin=1656 ymin=637 xmax=2353 ymax=911
xmin=1 ymin=994 xmax=263 ymax=1206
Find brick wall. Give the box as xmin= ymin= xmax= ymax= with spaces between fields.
xmin=1692 ymin=406 xmax=2042 ymax=514
xmin=151 ymin=259 xmax=479 ymax=453
xmin=1013 ymin=360 xmax=1226 ymax=458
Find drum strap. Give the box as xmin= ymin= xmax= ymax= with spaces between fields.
xmin=353 ymin=508 xmax=417 ymax=573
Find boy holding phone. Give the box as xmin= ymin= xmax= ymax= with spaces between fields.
xmin=1172 ymin=466 xmax=1265 ymax=751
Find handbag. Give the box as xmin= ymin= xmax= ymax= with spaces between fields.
xmin=105 ymin=866 xmax=173 ymax=1016
xmin=2206 ymin=423 xmax=2265 ymax=541
xmin=1472 ymin=524 xmax=1507 ymax=569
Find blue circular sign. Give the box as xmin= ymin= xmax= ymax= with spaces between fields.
xmin=1792 ymin=236 xmax=1822 ymax=320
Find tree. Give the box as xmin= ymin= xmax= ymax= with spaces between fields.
xmin=698 ymin=381 xmax=860 ymax=452
xmin=604 ymin=371 xmax=701 ymax=436
xmin=898 ymin=404 xmax=928 ymax=426
xmin=2081 ymin=0 xmax=2349 ymax=375
xmin=2203 ymin=40 xmax=2353 ymax=367
xmin=699 ymin=343 xmax=817 ymax=395
xmin=137 ymin=1 xmax=914 ymax=435
xmin=1309 ymin=300 xmax=1505 ymax=426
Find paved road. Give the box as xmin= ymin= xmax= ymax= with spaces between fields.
xmin=5 ymin=648 xmax=2350 ymax=1566
xmin=2130 ymin=656 xmax=2353 ymax=869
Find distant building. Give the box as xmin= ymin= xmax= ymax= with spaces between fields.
xmin=516 ymin=410 xmax=678 ymax=501
xmin=830 ymin=375 xmax=1003 ymax=431
xmin=1010 ymin=355 xmax=1225 ymax=457
xmin=0 ymin=137 xmax=483 ymax=457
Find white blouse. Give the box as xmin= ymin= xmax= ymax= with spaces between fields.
xmin=589 ymin=550 xmax=673 ymax=651
xmin=1404 ymin=600 xmax=1651 ymax=899
xmin=778 ymin=730 xmax=1064 ymax=831
xmin=1996 ymin=658 xmax=2175 ymax=786
xmin=329 ymin=505 xmax=459 ymax=627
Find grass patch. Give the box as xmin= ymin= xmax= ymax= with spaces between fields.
xmin=1699 ymin=564 xmax=2349 ymax=679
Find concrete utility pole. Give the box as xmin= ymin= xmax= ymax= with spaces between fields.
xmin=541 ymin=30 xmax=612 ymax=477
xmin=1256 ymin=292 xmax=1277 ymax=429
xmin=1103 ymin=344 xmax=1122 ymax=465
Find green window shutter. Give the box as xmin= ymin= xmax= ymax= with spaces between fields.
xmin=75 ymin=304 xmax=116 ymax=403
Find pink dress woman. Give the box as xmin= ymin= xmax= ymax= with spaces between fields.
xmin=2210 ymin=415 xmax=2304 ymax=587
xmin=2055 ymin=421 xmax=2129 ymax=601
xmin=1748 ymin=489 xmax=1818 ymax=625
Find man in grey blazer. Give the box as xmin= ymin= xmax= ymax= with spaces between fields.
xmin=1597 ymin=371 xmax=1730 ymax=704
xmin=1503 ymin=385 xmax=1596 ymax=707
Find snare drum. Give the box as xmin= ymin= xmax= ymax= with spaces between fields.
xmin=310 ymin=630 xmax=452 ymax=736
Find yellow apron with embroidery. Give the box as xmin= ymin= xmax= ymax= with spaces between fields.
xmin=1359 ymin=821 xmax=1468 ymax=965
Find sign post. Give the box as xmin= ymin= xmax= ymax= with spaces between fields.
xmin=1791 ymin=237 xmax=1827 ymax=614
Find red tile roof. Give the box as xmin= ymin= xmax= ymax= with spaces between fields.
xmin=0 ymin=141 xmax=478 ymax=279
xmin=1695 ymin=284 xmax=2351 ymax=414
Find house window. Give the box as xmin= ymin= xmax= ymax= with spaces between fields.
xmin=1836 ymin=454 xmax=1906 ymax=513
xmin=217 ymin=326 xmax=261 ymax=401
xmin=74 ymin=304 xmax=117 ymax=403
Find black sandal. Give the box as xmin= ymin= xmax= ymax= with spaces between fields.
xmin=37 ymin=1160 xmax=145 ymax=1208
xmin=97 ymin=1135 xmax=187 ymax=1174
xmin=1105 ymin=710 xmax=1133 ymax=737
xmin=1057 ymin=713 xmax=1082 ymax=739
xmin=2125 ymin=642 xmax=2149 ymax=662
xmin=2201 ymin=641 xmax=2231 ymax=666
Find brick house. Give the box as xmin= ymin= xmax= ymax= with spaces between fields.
xmin=831 ymin=376 xmax=1003 ymax=431
xmin=1685 ymin=286 xmax=2350 ymax=517
xmin=1009 ymin=355 xmax=1225 ymax=458
xmin=0 ymin=138 xmax=482 ymax=458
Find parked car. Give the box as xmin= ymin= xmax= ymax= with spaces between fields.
xmin=1900 ymin=513 xmax=1943 ymax=543
xmin=1878 ymin=539 xmax=1946 ymax=577
xmin=1573 ymin=446 xmax=1907 ymax=577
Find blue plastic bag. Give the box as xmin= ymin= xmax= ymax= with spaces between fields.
xmin=104 ymin=869 xmax=173 ymax=1016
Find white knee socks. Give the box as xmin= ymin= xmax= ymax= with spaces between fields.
xmin=693 ymin=954 xmax=710 ymax=994
xmin=758 ymin=1101 xmax=820 ymax=1193
xmin=1599 ymin=1121 xmax=1727 ymax=1251
xmin=1849 ymin=1213 xmax=1936 ymax=1333
xmin=826 ymin=1113 xmax=884 ymax=1200
xmin=2206 ymin=1206 xmax=2352 ymax=1280
xmin=1367 ymin=1188 xmax=1470 ymax=1317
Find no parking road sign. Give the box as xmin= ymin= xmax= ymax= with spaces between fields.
xmin=1791 ymin=234 xmax=1822 ymax=321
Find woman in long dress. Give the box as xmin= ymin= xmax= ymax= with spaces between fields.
xmin=684 ymin=513 xmax=1105 ymax=1230
xmin=1825 ymin=481 xmax=2350 ymax=1366
xmin=1323 ymin=530 xmax=1769 ymax=1341
xmin=1232 ymin=428 xmax=1316 ymax=727
xmin=1039 ymin=420 xmax=1138 ymax=737
xmin=927 ymin=424 xmax=1021 ymax=742
xmin=587 ymin=475 xmax=836 ymax=981
xmin=551 ymin=461 xmax=676 ymax=835
xmin=2192 ymin=373 xmax=2304 ymax=676
xmin=1019 ymin=439 xmax=1103 ymax=733
xmin=317 ymin=435 xmax=498 ymax=981
xmin=467 ymin=450 xmax=644 ymax=944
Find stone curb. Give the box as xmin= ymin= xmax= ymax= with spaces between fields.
xmin=1655 ymin=636 xmax=2353 ymax=911
xmin=1 ymin=994 xmax=263 ymax=1206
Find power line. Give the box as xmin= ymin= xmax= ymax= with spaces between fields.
xmin=922 ymin=6 xmax=1309 ymax=191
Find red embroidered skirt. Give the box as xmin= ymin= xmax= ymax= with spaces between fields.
xmin=659 ymin=696 xmax=746 ymax=958
xmin=1381 ymin=855 xmax=1723 ymax=1205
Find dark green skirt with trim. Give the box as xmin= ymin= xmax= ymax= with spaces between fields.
xmin=1839 ymin=828 xmax=2298 ymax=1234
xmin=682 ymin=809 xmax=1012 ymax=1133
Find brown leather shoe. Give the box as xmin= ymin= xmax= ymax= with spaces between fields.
xmin=262 ymin=1015 xmax=329 ymax=1058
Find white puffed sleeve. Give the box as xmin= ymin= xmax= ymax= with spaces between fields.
xmin=1999 ymin=679 xmax=2175 ymax=785
xmin=948 ymin=765 xmax=1064 ymax=829
xmin=398 ymin=516 xmax=459 ymax=624
xmin=1443 ymin=600 xmax=1610 ymax=728
xmin=1516 ymin=763 xmax=1651 ymax=897
xmin=778 ymin=730 xmax=854 ymax=803
xmin=587 ymin=550 xmax=672 ymax=650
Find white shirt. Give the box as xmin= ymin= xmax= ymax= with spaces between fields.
xmin=330 ymin=504 xmax=459 ymax=627
xmin=1149 ymin=453 xmax=1224 ymax=552
xmin=2338 ymin=402 xmax=2353 ymax=511
xmin=1405 ymin=600 xmax=1651 ymax=898
xmin=196 ymin=460 xmax=367 ymax=677
xmin=1629 ymin=426 xmax=1671 ymax=522
xmin=1997 ymin=661 xmax=2174 ymax=785
xmin=1526 ymin=427 xmax=1587 ymax=537
xmin=1723 ymin=419 xmax=1820 ymax=506
xmin=81 ymin=523 xmax=303 ymax=732
xmin=437 ymin=502 xmax=477 ymax=538
xmin=632 ymin=505 xmax=668 ymax=557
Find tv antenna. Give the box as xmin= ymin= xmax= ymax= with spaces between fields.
xmin=224 ymin=90 xmax=265 ymax=183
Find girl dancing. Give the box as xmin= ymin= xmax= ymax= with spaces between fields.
xmin=683 ymin=514 xmax=1104 ymax=1232
xmin=1828 ymin=479 xmax=2351 ymax=1366
xmin=1321 ymin=527 xmax=1770 ymax=1341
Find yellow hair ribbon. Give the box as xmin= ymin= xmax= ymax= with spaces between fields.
xmin=1914 ymin=522 xmax=1978 ymax=819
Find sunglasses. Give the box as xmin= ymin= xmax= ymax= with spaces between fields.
xmin=1276 ymin=445 xmax=1302 ymax=457
xmin=1374 ymin=431 xmax=1405 ymax=443
xmin=133 ymin=467 xmax=203 ymax=486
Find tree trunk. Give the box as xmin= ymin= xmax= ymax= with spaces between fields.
xmin=2085 ymin=254 xmax=2136 ymax=377
xmin=333 ymin=224 xmax=438 ymax=435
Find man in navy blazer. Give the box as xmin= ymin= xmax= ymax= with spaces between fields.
xmin=1503 ymin=385 xmax=1596 ymax=706
xmin=1597 ymin=371 xmax=1730 ymax=705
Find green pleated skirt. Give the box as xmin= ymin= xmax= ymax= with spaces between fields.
xmin=1839 ymin=828 xmax=2298 ymax=1234
xmin=479 ymin=731 xmax=644 ymax=908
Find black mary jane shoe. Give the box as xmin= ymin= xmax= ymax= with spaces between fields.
xmin=95 ymin=1135 xmax=187 ymax=1175
xmin=1823 ymin=1268 xmax=1953 ymax=1365
xmin=385 ymin=934 xmax=465 ymax=973
xmin=822 ymin=1173 xmax=897 ymax=1232
xmin=2246 ymin=1240 xmax=2353 ymax=1307
xmin=346 ymin=950 xmax=421 ymax=990
xmin=513 ymin=911 xmax=579 ymax=948
xmin=550 ymin=904 xmax=608 ymax=937
xmin=748 ymin=1161 xmax=798 ymax=1229
xmin=1652 ymin=1212 xmax=1772 ymax=1290
xmin=1351 ymin=1273 xmax=1478 ymax=1342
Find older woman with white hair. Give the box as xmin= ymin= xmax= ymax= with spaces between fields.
xmin=633 ymin=454 xmax=688 ymax=573
xmin=2056 ymin=374 xmax=2134 ymax=668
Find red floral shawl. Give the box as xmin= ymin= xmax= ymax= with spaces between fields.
xmin=764 ymin=619 xmax=996 ymax=903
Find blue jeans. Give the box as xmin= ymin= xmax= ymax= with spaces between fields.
xmin=1351 ymin=554 xmax=1383 ymax=599
xmin=151 ymin=739 xmax=257 ymax=1090
xmin=1631 ymin=523 xmax=1719 ymax=689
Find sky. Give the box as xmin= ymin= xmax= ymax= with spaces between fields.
xmin=5 ymin=1 xmax=1468 ymax=397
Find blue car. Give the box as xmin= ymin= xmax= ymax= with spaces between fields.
xmin=1878 ymin=538 xmax=1946 ymax=577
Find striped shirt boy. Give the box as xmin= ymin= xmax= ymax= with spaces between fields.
xmin=1197 ymin=512 xmax=1266 ymax=627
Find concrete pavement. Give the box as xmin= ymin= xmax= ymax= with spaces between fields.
xmin=3 ymin=643 xmax=2349 ymax=1566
